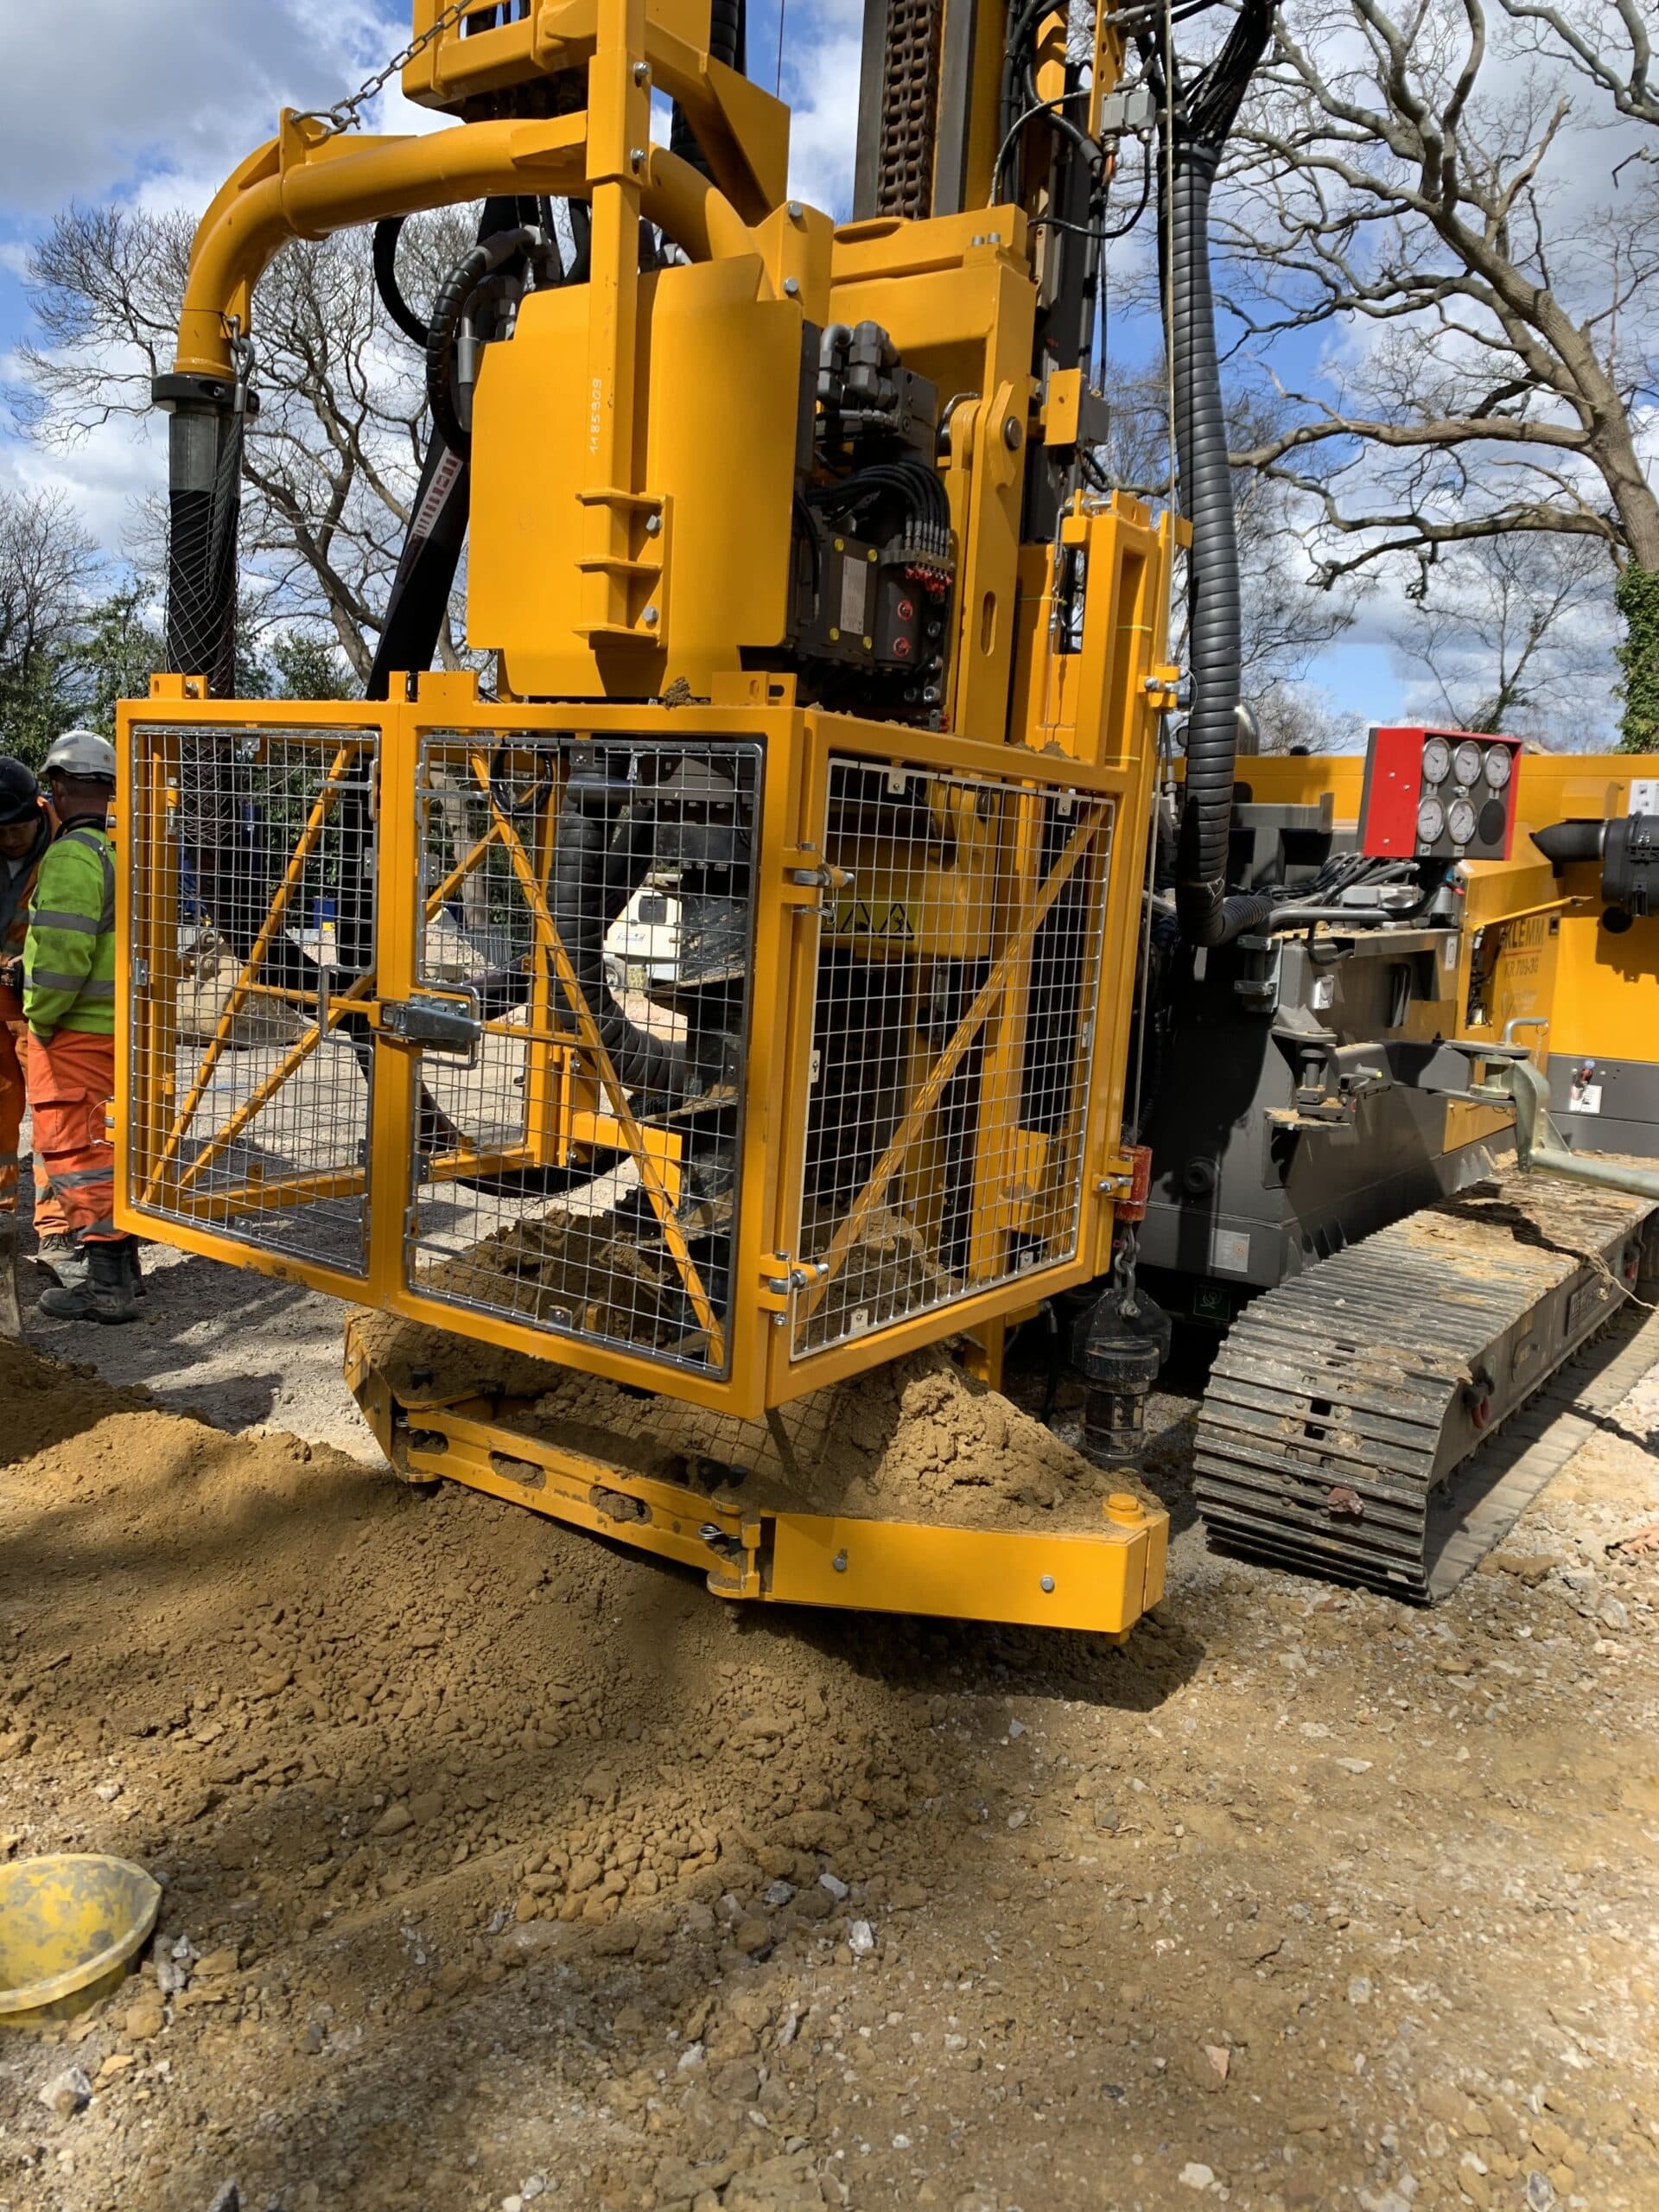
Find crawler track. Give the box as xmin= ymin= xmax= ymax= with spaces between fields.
xmin=1194 ymin=1172 xmax=1656 ymax=1599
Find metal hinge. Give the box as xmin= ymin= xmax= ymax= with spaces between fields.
xmin=758 ymin=1253 xmax=830 ymax=1313
xmin=782 ymin=844 xmax=853 ymax=914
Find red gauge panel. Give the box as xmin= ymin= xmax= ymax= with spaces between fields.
xmin=1358 ymin=727 xmax=1521 ymax=861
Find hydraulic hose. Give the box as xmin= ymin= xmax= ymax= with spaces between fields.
xmin=373 ymin=217 xmax=429 ymax=347
xmin=1156 ymin=0 xmax=1275 ymax=947
xmin=1169 ymin=147 xmax=1269 ymax=945
xmin=425 ymin=216 xmax=551 ymax=458
xmin=368 ymin=197 xmax=530 ymax=700
xmin=550 ymin=775 xmax=688 ymax=1096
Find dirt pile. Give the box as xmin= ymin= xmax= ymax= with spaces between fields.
xmin=0 ymin=1328 xmax=1657 ymax=2212
xmin=793 ymin=1205 xmax=959 ymax=1353
xmin=175 ymin=947 xmax=308 ymax=1047
xmin=352 ymin=1308 xmax=1135 ymax=1530
xmin=411 ymin=1211 xmax=692 ymax=1345
xmin=408 ymin=1195 xmax=963 ymax=1366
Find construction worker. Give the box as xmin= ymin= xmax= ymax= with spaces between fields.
xmin=0 ymin=758 xmax=71 ymax=1280
xmin=24 ymin=730 xmax=137 ymax=1325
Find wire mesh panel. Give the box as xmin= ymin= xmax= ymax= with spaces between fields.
xmin=791 ymin=755 xmax=1113 ymax=1358
xmin=403 ymin=732 xmax=761 ymax=1381
xmin=125 ymin=722 xmax=379 ymax=1278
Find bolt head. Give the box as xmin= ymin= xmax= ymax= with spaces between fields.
xmin=783 ymin=276 xmax=800 ymax=297
xmin=642 ymin=604 xmax=659 ymax=627
xmin=1003 ymin=417 xmax=1023 ymax=450
xmin=833 ymin=1549 xmax=849 ymax=1573
xmin=787 ymin=200 xmax=804 ymax=221
xmin=632 ymin=60 xmax=651 ymax=82
xmin=630 ymin=145 xmax=646 ymax=169
xmin=1039 ymin=1574 xmax=1056 ymax=1594
xmin=645 ymin=512 xmax=663 ymax=537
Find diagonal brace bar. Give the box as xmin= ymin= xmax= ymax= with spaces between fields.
xmin=472 ymin=755 xmax=728 ymax=1367
xmin=798 ymin=802 xmax=1110 ymax=1323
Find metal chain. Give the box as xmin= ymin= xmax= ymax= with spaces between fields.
xmin=296 ymin=0 xmax=476 ymax=139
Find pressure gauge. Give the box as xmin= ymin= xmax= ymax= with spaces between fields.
xmin=1421 ymin=736 xmax=1452 ymax=785
xmin=1417 ymin=796 xmax=1446 ymax=842
xmin=1453 ymin=740 xmax=1483 ymax=787
xmin=1484 ymin=743 xmax=1513 ymax=788
xmin=1448 ymin=797 xmax=1478 ymax=845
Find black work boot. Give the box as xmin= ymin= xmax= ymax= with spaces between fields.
xmin=35 ymin=1233 xmax=87 ymax=1291
xmin=37 ymin=1237 xmax=140 ymax=1325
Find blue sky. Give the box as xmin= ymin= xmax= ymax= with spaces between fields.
xmin=0 ymin=0 xmax=1605 ymax=742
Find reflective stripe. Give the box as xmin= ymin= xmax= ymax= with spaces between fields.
xmin=80 ymin=1221 xmax=119 ymax=1240
xmin=29 ymin=972 xmax=115 ymax=997
xmin=48 ymin=1165 xmax=114 ymax=1190
xmin=29 ymin=909 xmax=99 ymax=936
xmin=60 ymin=828 xmax=117 ymax=932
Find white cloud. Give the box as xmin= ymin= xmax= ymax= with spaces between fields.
xmin=0 ymin=0 xmax=418 ymax=215
xmin=782 ymin=0 xmax=862 ymax=218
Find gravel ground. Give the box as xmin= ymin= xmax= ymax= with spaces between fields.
xmin=1 ymin=1243 xmax=1656 ymax=2212
xmin=22 ymin=1238 xmax=379 ymax=1461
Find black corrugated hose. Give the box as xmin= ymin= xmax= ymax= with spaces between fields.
xmin=671 ymin=0 xmax=746 ymax=174
xmin=1155 ymin=0 xmax=1275 ymax=946
xmin=550 ymin=773 xmax=689 ymax=1095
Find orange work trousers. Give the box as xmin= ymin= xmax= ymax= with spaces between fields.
xmin=24 ymin=1027 xmax=118 ymax=1244
xmin=0 ymin=1018 xmax=68 ymax=1236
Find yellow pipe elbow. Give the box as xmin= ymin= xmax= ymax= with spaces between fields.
xmin=173 ymin=118 xmax=766 ymax=383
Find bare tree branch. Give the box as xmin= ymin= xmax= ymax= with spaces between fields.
xmin=1212 ymin=0 xmax=1659 ymax=595
xmin=11 ymin=202 xmax=477 ymax=686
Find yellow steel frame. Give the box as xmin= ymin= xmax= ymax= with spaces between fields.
xmin=120 ymin=578 xmax=1166 ymax=1423
xmin=344 ymin=1316 xmax=1166 ymax=1635
xmin=118 ymin=0 xmax=1182 ymax=1636
xmin=119 ymin=630 xmax=1173 ymax=1635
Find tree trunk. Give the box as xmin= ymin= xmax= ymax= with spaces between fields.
xmin=1616 ymin=564 xmax=1659 ymax=755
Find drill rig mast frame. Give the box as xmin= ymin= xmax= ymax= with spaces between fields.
xmin=116 ymin=0 xmax=1659 ymax=1630
xmin=121 ymin=0 xmax=1190 ymax=1636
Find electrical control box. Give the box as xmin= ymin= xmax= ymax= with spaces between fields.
xmin=1358 ymin=726 xmax=1522 ymax=862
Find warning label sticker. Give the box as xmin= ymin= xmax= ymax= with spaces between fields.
xmin=840 ymin=557 xmax=871 ymax=637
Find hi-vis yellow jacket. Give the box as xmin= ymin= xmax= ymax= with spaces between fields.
xmin=23 ymin=821 xmax=118 ymax=1039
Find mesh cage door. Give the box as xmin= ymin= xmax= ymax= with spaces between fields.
xmin=125 ymin=722 xmax=379 ymax=1280
xmin=791 ymin=756 xmax=1113 ymax=1358
xmin=400 ymin=732 xmax=761 ymax=1382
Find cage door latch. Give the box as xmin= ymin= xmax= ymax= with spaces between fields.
xmin=378 ymin=990 xmax=483 ymax=1064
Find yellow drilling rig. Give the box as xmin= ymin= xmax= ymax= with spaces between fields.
xmin=117 ymin=0 xmax=1659 ymax=1636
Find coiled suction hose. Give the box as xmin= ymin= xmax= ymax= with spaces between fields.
xmin=1157 ymin=0 xmax=1276 ymax=946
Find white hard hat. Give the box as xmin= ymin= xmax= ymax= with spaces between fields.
xmin=41 ymin=729 xmax=117 ymax=782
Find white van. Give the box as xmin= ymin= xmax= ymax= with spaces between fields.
xmin=603 ymin=880 xmax=681 ymax=992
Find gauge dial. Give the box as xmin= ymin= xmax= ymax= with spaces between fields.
xmin=1417 ymin=796 xmax=1446 ymax=842
xmin=1448 ymin=797 xmax=1478 ymax=844
xmin=1483 ymin=743 xmax=1513 ymax=788
xmin=1453 ymin=740 xmax=1483 ymax=787
xmin=1421 ymin=736 xmax=1452 ymax=785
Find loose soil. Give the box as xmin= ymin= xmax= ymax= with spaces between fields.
xmin=410 ymin=1200 xmax=960 ymax=1364
xmin=354 ymin=1307 xmax=1146 ymax=1532
xmin=1 ymin=1268 xmax=1657 ymax=2212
